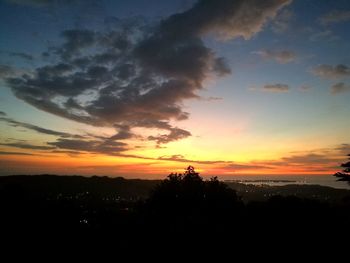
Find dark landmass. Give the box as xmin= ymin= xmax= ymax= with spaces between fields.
xmin=1 ymin=172 xmax=350 ymax=251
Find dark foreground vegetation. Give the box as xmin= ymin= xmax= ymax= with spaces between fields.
xmin=1 ymin=166 xmax=350 ymax=251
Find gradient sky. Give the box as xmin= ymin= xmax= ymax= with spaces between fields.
xmin=0 ymin=0 xmax=349 ymax=178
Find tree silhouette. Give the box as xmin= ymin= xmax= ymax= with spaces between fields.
xmin=146 ymin=166 xmax=242 ymax=218
xmin=334 ymin=154 xmax=350 ymax=183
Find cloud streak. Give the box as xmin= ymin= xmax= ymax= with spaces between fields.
xmin=0 ymin=142 xmax=55 ymax=150
xmin=262 ymin=84 xmax=289 ymax=93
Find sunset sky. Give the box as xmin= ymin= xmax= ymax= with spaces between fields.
xmin=0 ymin=0 xmax=349 ymax=178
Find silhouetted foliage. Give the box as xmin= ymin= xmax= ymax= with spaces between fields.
xmin=147 ymin=166 xmax=241 ymax=215
xmin=334 ymin=154 xmax=350 ymax=183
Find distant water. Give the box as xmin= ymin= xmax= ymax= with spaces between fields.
xmin=220 ymin=175 xmax=350 ymax=190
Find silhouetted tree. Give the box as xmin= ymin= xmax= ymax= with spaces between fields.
xmin=334 ymin=154 xmax=350 ymax=183
xmin=146 ymin=166 xmax=242 ymax=220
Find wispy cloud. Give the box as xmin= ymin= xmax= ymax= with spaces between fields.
xmin=8 ymin=51 xmax=33 ymax=61
xmin=0 ymin=116 xmax=85 ymax=139
xmin=253 ymin=49 xmax=296 ymax=64
xmin=319 ymin=10 xmax=350 ymax=25
xmin=331 ymin=82 xmax=350 ymax=95
xmin=0 ymin=142 xmax=54 ymax=150
xmin=309 ymin=30 xmax=339 ymax=42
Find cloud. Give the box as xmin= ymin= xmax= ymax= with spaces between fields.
xmin=8 ymin=52 xmax=33 ymax=61
xmin=272 ymin=9 xmax=294 ymax=33
xmin=336 ymin=144 xmax=350 ymax=155
xmin=331 ymin=82 xmax=350 ymax=95
xmin=280 ymin=153 xmax=333 ymax=165
xmin=0 ymin=115 xmax=135 ymax=155
xmin=213 ymin=57 xmax=232 ymax=76
xmin=203 ymin=96 xmax=223 ymax=101
xmin=58 ymin=29 xmax=96 ymax=60
xmin=172 ymin=0 xmax=292 ymax=40
xmin=251 ymin=145 xmax=350 ymax=172
xmin=223 ymin=163 xmax=273 ymax=171
xmin=5 ymin=0 xmax=291 ymax=147
xmin=319 ymin=10 xmax=350 ymax=25
xmin=0 ymin=151 xmax=35 ymax=156
xmin=0 ymin=142 xmax=55 ymax=150
xmin=148 ymin=128 xmax=192 ymax=145
xmin=0 ymin=65 xmax=15 ymax=79
xmin=0 ymin=116 xmax=84 ymax=138
xmin=312 ymin=64 xmax=350 ymax=79
xmin=309 ymin=30 xmax=339 ymax=42
xmin=157 ymin=154 xmax=230 ymax=165
xmin=253 ymin=49 xmax=296 ymax=64
xmin=0 ymin=111 xmax=6 ymax=116
xmin=262 ymin=84 xmax=289 ymax=93
xmin=48 ymin=138 xmax=129 ymax=155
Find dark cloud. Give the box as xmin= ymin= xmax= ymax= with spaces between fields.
xmin=253 ymin=49 xmax=296 ymax=64
xmin=148 ymin=128 xmax=191 ymax=145
xmin=319 ymin=10 xmax=350 ymax=25
xmin=0 ymin=142 xmax=55 ymax=150
xmin=0 ymin=151 xmax=35 ymax=156
xmin=331 ymin=82 xmax=350 ymax=95
xmin=0 ymin=116 xmax=84 ymax=138
xmin=6 ymin=0 xmax=76 ymax=7
xmin=8 ymin=52 xmax=33 ymax=61
xmin=312 ymin=64 xmax=350 ymax=79
xmin=48 ymin=138 xmax=128 ymax=155
xmin=50 ymin=150 xmax=85 ymax=155
xmin=0 ymin=111 xmax=6 ymax=116
xmin=5 ymin=0 xmax=291 ymax=147
xmin=5 ymin=0 xmax=50 ymax=6
xmin=262 ymin=84 xmax=289 ymax=93
xmin=58 ymin=29 xmax=96 ymax=60
xmin=0 ymin=65 xmax=15 ymax=79
xmin=109 ymin=124 xmax=138 ymax=141
xmin=213 ymin=57 xmax=231 ymax=76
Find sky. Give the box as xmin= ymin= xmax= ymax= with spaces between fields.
xmin=0 ymin=0 xmax=349 ymax=178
